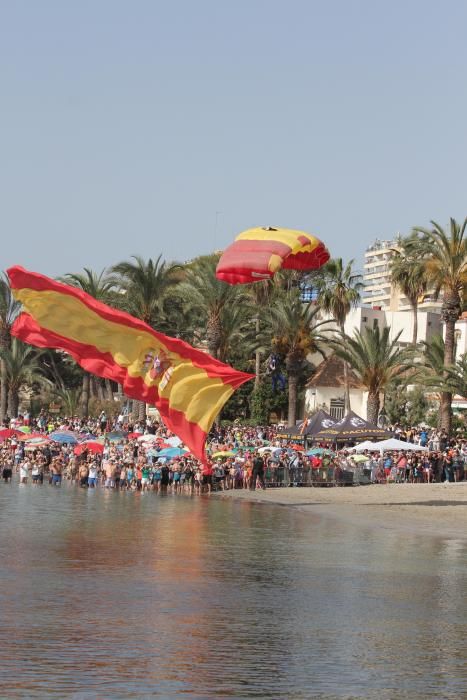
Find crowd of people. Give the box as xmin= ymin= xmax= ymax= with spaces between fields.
xmin=0 ymin=410 xmax=466 ymax=493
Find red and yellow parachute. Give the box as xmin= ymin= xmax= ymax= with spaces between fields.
xmin=216 ymin=226 xmax=330 ymax=284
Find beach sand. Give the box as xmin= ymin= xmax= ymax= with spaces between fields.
xmin=219 ymin=483 xmax=467 ymax=540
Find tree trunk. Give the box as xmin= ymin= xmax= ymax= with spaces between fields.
xmin=0 ymin=327 xmax=11 ymax=423
xmin=105 ymin=379 xmax=114 ymax=401
xmin=206 ymin=314 xmax=221 ymax=359
xmin=96 ymin=378 xmax=105 ymax=402
xmin=441 ymin=292 xmax=460 ymax=435
xmin=254 ymin=316 xmax=261 ymax=389
xmin=366 ymin=391 xmax=380 ymax=426
xmin=340 ymin=323 xmax=351 ymax=414
xmin=8 ymin=388 xmax=19 ymax=419
xmin=287 ymin=372 xmax=298 ymax=426
xmin=137 ymin=400 xmax=146 ymax=423
xmin=411 ymin=299 xmax=418 ymax=346
xmin=0 ymin=359 xmax=8 ymax=423
xmin=80 ymin=372 xmax=90 ymax=417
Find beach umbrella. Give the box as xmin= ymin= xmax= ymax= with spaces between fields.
xmin=212 ymin=450 xmax=235 ymax=458
xmin=18 ymin=432 xmax=47 ymax=441
xmin=74 ymin=441 xmax=104 ymax=456
xmin=350 ymin=454 xmax=370 ymax=463
xmin=137 ymin=434 xmax=158 ymax=443
xmin=105 ymin=430 xmax=128 ymax=441
xmin=166 ymin=436 xmax=182 ymax=447
xmin=146 ymin=448 xmax=160 ymax=457
xmin=25 ymin=440 xmax=50 ymax=450
xmin=78 ymin=432 xmax=97 ymax=441
xmin=157 ymin=447 xmax=188 ymax=458
xmin=17 ymin=426 xmax=31 ymax=433
xmin=49 ymin=431 xmax=78 ymax=444
xmin=0 ymin=428 xmax=23 ymax=439
xmin=25 ymin=436 xmax=50 ymax=444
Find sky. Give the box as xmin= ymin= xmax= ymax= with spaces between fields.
xmin=1 ymin=0 xmax=467 ymax=277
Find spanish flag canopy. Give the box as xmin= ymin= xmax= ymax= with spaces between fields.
xmin=7 ymin=266 xmax=253 ymax=462
xmin=216 ymin=226 xmax=330 ymax=285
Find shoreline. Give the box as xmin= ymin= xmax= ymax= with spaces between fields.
xmin=219 ymin=483 xmax=467 ymax=540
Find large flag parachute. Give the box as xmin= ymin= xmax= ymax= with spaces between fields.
xmin=216 ymin=226 xmax=330 ymax=284
xmin=7 ymin=266 xmax=253 ymax=462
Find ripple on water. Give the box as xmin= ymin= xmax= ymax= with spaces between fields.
xmin=0 ymin=482 xmax=466 ymax=698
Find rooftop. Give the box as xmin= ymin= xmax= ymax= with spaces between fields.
xmin=306 ymin=354 xmax=362 ymax=389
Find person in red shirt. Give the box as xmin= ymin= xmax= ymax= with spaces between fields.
xmin=201 ymin=462 xmax=213 ymax=494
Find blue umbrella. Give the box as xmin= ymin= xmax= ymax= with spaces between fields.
xmin=305 ymin=448 xmax=334 ymax=457
xmin=157 ymin=447 xmax=188 ymax=458
xmin=49 ymin=431 xmax=78 ymax=445
xmin=79 ymin=432 xmax=97 ymax=441
xmin=146 ymin=449 xmax=160 ymax=457
xmin=105 ymin=431 xmax=128 ymax=441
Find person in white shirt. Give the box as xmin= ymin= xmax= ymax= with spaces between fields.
xmin=88 ymin=463 xmax=98 ymax=488
xmin=19 ymin=459 xmax=30 ymax=484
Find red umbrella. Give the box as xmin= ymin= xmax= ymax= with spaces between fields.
xmin=127 ymin=432 xmax=143 ymax=439
xmin=17 ymin=432 xmax=47 ymax=442
xmin=74 ymin=441 xmax=104 ymax=456
xmin=291 ymin=444 xmax=305 ymax=451
xmin=0 ymin=428 xmax=23 ymax=439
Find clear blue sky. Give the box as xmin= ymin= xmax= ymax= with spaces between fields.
xmin=1 ymin=0 xmax=467 ymax=276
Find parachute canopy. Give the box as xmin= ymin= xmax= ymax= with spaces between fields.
xmin=216 ymin=226 xmax=330 ymax=285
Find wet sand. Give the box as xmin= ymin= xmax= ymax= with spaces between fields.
xmin=219 ymin=483 xmax=467 ymax=540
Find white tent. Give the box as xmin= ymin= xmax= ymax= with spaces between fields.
xmin=369 ymin=438 xmax=428 ymax=452
xmin=349 ymin=441 xmax=379 ymax=452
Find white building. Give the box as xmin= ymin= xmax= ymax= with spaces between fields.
xmin=362 ymin=238 xmax=441 ymax=313
xmin=321 ymin=307 xmax=442 ymax=347
xmin=305 ymin=306 xmax=443 ymax=421
xmin=452 ymin=314 xmax=467 ymax=360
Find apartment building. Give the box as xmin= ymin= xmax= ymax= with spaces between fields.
xmin=362 ymin=238 xmax=441 ymax=313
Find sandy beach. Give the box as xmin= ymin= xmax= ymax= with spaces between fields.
xmin=219 ymin=483 xmax=467 ymax=540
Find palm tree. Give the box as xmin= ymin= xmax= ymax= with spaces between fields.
xmin=53 ymin=386 xmax=83 ymax=416
xmin=111 ymin=255 xmax=181 ymax=327
xmin=177 ymin=255 xmax=243 ymax=359
xmin=442 ymin=353 xmax=467 ymax=398
xmin=419 ymin=335 xmax=466 ymax=409
xmin=315 ymin=258 xmax=363 ymax=413
xmin=245 ymin=280 xmax=272 ymax=388
xmin=410 ymin=218 xmax=467 ymax=433
xmin=333 ymin=326 xmax=412 ymax=425
xmin=111 ymin=255 xmax=182 ymax=420
xmin=389 ymin=236 xmax=428 ymax=346
xmin=262 ymin=288 xmax=329 ymax=426
xmin=61 ymin=268 xmax=117 ymax=416
xmin=0 ymin=274 xmax=21 ymax=423
xmin=0 ymin=339 xmax=44 ymax=418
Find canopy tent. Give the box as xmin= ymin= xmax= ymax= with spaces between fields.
xmin=276 ymin=410 xmax=336 ymax=438
xmin=369 ymin=438 xmax=428 ymax=452
xmin=349 ymin=440 xmax=379 ymax=452
xmin=313 ymin=411 xmax=391 ymax=442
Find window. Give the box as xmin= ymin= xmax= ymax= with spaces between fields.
xmin=362 ymin=316 xmax=368 ymax=322
xmin=330 ymin=398 xmax=345 ymax=420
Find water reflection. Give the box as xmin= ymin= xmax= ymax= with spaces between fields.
xmin=0 ymin=484 xmax=466 ymax=698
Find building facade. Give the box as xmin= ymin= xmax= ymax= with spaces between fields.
xmin=362 ymin=238 xmax=441 ymax=313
